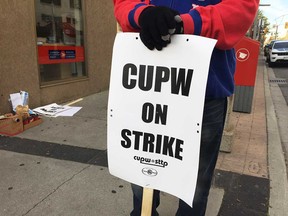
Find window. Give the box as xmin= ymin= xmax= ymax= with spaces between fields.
xmin=35 ymin=0 xmax=86 ymax=84
xmin=70 ymin=0 xmax=81 ymax=9
xmin=40 ymin=0 xmax=61 ymax=6
xmin=273 ymin=42 xmax=288 ymax=49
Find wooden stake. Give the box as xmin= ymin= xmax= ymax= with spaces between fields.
xmin=141 ymin=188 xmax=154 ymax=216
xmin=117 ymin=23 xmax=122 ymax=33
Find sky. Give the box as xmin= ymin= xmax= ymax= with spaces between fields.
xmin=259 ymin=0 xmax=288 ymax=37
xmin=260 ymin=0 xmax=288 ymax=26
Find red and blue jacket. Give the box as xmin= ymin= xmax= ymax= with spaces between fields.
xmin=113 ymin=0 xmax=259 ymax=98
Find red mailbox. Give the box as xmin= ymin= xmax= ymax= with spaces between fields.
xmin=234 ymin=37 xmax=260 ymax=86
xmin=233 ymin=37 xmax=260 ymax=113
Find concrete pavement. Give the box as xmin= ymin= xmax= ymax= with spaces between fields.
xmin=264 ymin=59 xmax=288 ymax=216
xmin=0 ymin=55 xmax=287 ymax=215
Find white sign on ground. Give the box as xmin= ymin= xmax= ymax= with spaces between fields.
xmin=107 ymin=33 xmax=216 ymax=206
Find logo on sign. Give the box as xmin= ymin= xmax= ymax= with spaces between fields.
xmin=236 ymin=48 xmax=250 ymax=62
xmin=60 ymin=51 xmax=66 ymax=59
xmin=142 ymin=167 xmax=158 ymax=177
xmin=134 ymin=156 xmax=169 ymax=168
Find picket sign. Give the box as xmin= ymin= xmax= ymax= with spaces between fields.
xmin=107 ymin=32 xmax=216 ymax=213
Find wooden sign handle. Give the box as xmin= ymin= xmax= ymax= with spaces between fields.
xmin=117 ymin=23 xmax=122 ymax=32
xmin=141 ymin=188 xmax=154 ymax=216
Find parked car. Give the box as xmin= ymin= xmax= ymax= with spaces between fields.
xmin=266 ymin=40 xmax=288 ymax=67
xmin=264 ymin=40 xmax=276 ymax=57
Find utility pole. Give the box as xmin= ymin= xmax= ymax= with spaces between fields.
xmin=252 ymin=4 xmax=271 ymax=40
xmin=275 ymin=24 xmax=279 ymax=40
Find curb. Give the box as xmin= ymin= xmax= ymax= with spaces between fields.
xmin=263 ymin=59 xmax=288 ymax=215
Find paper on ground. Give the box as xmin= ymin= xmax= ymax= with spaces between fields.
xmin=33 ymin=103 xmax=81 ymax=117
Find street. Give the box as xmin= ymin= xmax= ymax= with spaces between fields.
xmin=266 ymin=59 xmax=288 ymax=176
xmin=270 ymin=64 xmax=288 ymax=105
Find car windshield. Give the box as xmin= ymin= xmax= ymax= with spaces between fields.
xmin=273 ymin=42 xmax=288 ymax=49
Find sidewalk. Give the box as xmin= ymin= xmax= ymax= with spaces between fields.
xmin=0 ymin=56 xmax=286 ymax=215
xmin=214 ymin=56 xmax=269 ymax=215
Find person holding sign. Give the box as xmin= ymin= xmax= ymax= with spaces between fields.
xmin=113 ymin=0 xmax=259 ymax=215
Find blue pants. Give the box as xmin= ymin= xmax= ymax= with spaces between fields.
xmin=130 ymin=98 xmax=227 ymax=216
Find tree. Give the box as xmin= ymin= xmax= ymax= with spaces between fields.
xmin=257 ymin=10 xmax=270 ymax=44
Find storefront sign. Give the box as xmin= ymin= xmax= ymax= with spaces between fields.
xmin=49 ymin=50 xmax=76 ymax=60
xmin=108 ymin=33 xmax=216 ymax=206
xmin=38 ymin=46 xmax=84 ymax=64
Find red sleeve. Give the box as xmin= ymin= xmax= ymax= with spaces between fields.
xmin=113 ymin=0 xmax=259 ymax=50
xmin=113 ymin=0 xmax=150 ymax=32
xmin=180 ymin=0 xmax=259 ymax=49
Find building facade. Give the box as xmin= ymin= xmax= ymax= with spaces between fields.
xmin=0 ymin=0 xmax=116 ymax=113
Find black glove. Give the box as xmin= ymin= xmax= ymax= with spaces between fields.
xmin=138 ymin=6 xmax=183 ymax=50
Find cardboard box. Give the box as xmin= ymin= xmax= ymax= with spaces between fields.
xmin=23 ymin=118 xmax=43 ymax=131
xmin=0 ymin=114 xmax=23 ymax=136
